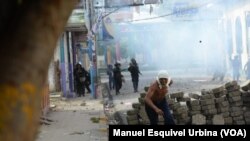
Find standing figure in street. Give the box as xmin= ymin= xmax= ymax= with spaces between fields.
xmin=144 ymin=70 xmax=175 ymax=125
xmin=211 ymin=60 xmax=226 ymax=81
xmin=73 ymin=63 xmax=87 ymax=97
xmin=107 ymin=64 xmax=114 ymax=90
xmin=230 ymin=55 xmax=241 ymax=81
xmin=128 ymin=58 xmax=141 ymax=93
xmin=244 ymin=57 xmax=250 ymax=80
xmin=85 ymin=70 xmax=91 ymax=93
xmin=113 ymin=62 xmax=123 ymax=95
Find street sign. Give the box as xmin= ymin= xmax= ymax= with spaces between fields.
xmin=173 ymin=2 xmax=198 ymax=17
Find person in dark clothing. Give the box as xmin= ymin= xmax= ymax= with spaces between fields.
xmin=73 ymin=63 xmax=87 ymax=97
xmin=144 ymin=70 xmax=175 ymax=125
xmin=212 ymin=70 xmax=225 ymax=81
xmin=211 ymin=61 xmax=225 ymax=81
xmin=84 ymin=70 xmax=91 ymax=93
xmin=107 ymin=64 xmax=115 ymax=90
xmin=113 ymin=62 xmax=123 ymax=95
xmin=230 ymin=55 xmax=241 ymax=81
xmin=128 ymin=58 xmax=141 ymax=93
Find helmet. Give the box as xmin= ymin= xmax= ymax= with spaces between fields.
xmin=114 ymin=62 xmax=121 ymax=66
xmin=131 ymin=58 xmax=136 ymax=64
xmin=156 ymin=70 xmax=171 ymax=88
xmin=157 ymin=70 xmax=169 ymax=80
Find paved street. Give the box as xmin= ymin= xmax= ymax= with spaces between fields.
xmin=36 ymin=70 xmax=238 ymax=141
xmin=102 ymin=70 xmax=231 ymax=124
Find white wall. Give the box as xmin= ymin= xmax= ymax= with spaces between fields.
xmin=48 ymin=41 xmax=61 ymax=92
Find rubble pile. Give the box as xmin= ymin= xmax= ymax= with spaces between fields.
xmin=126 ymin=80 xmax=250 ymax=125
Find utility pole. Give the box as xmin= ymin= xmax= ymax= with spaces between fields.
xmin=87 ymin=0 xmax=96 ymax=99
xmin=87 ymin=0 xmax=100 ymax=99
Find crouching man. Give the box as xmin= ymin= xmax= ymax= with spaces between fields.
xmin=144 ymin=70 xmax=175 ymax=125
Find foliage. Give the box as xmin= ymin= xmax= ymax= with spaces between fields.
xmin=90 ymin=117 xmax=100 ymax=123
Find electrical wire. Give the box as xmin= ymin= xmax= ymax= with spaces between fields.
xmin=108 ymin=0 xmax=222 ymax=23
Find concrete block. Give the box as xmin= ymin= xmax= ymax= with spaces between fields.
xmin=212 ymin=115 xmax=225 ymax=125
xmin=192 ymin=114 xmax=206 ymax=125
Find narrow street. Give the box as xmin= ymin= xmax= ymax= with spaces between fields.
xmin=2 ymin=1 xmax=250 ymax=141
xmin=36 ymin=70 xmax=239 ymax=141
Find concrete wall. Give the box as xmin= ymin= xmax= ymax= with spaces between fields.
xmin=48 ymin=41 xmax=61 ymax=92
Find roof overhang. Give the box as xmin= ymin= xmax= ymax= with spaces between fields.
xmin=65 ymin=23 xmax=87 ymax=32
xmin=66 ymin=9 xmax=87 ymax=32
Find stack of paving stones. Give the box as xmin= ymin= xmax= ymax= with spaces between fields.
xmin=240 ymin=81 xmax=250 ymax=124
xmin=136 ymin=89 xmax=151 ymax=125
xmin=211 ymin=86 xmax=228 ymax=125
xmin=214 ymin=94 xmax=231 ymax=124
xmin=169 ymin=92 xmax=190 ymax=125
xmin=187 ymin=93 xmax=202 ymax=116
xmin=126 ymin=108 xmax=139 ymax=125
xmin=124 ymin=81 xmax=250 ymax=125
xmin=225 ymin=81 xmax=245 ymax=125
xmin=199 ymin=89 xmax=218 ymax=124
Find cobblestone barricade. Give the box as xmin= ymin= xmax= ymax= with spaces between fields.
xmin=123 ymin=80 xmax=250 ymax=125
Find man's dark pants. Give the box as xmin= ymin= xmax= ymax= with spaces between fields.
xmin=145 ymin=98 xmax=175 ymax=125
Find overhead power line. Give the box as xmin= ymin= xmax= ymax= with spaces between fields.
xmin=105 ymin=0 xmax=221 ymax=23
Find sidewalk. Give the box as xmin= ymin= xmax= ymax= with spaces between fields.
xmin=36 ymin=93 xmax=108 ymax=141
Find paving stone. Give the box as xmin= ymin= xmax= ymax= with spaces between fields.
xmin=192 ymin=114 xmax=206 ymax=125
xmin=212 ymin=115 xmax=225 ymax=125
